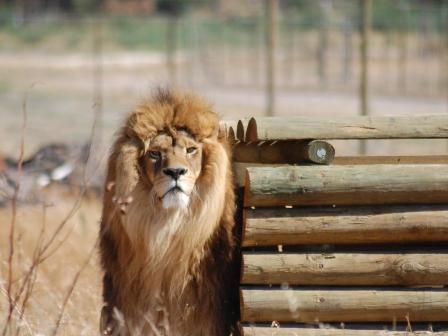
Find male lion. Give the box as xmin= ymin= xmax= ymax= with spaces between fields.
xmin=99 ymin=89 xmax=237 ymax=335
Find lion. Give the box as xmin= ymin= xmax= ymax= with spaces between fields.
xmin=98 ymin=89 xmax=238 ymax=336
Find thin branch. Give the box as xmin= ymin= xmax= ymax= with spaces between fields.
xmin=50 ymin=238 xmax=99 ymax=336
xmin=14 ymin=204 xmax=48 ymax=336
xmin=3 ymin=89 xmax=28 ymax=336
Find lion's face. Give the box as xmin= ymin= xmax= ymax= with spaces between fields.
xmin=142 ymin=130 xmax=203 ymax=209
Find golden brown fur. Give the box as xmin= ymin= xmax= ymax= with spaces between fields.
xmin=99 ymin=89 xmax=237 ymax=335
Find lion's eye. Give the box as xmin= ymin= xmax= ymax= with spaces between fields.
xmin=186 ymin=147 xmax=197 ymax=154
xmin=148 ymin=151 xmax=161 ymax=160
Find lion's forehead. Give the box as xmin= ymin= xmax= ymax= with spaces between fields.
xmin=150 ymin=133 xmax=173 ymax=148
xmin=150 ymin=132 xmax=198 ymax=150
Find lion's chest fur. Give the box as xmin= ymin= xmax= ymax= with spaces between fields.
xmin=113 ymin=185 xmax=223 ymax=334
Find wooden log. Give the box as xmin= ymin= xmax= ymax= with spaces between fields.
xmin=233 ymin=157 xmax=448 ymax=188
xmin=242 ymin=326 xmax=448 ymax=336
xmin=244 ymin=165 xmax=448 ymax=207
xmin=219 ymin=119 xmax=238 ymax=140
xmin=242 ymin=205 xmax=448 ymax=247
xmin=334 ymin=156 xmax=448 ymax=165
xmin=233 ymin=141 xmax=335 ymax=164
xmin=242 ymin=252 xmax=448 ymax=286
xmin=304 ymin=141 xmax=335 ymax=164
xmin=236 ymin=118 xmax=253 ymax=142
xmin=228 ymin=127 xmax=236 ymax=143
xmin=245 ymin=116 xmax=448 ymax=142
xmin=234 ymin=163 xmax=301 ymax=188
xmin=265 ymin=0 xmax=277 ymax=116
xmin=240 ymin=289 xmax=448 ymax=322
xmin=359 ymin=0 xmax=371 ymax=155
xmin=238 ymin=120 xmax=246 ymax=142
xmin=247 ymin=117 xmax=257 ymax=142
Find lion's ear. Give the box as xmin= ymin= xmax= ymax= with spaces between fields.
xmin=114 ymin=139 xmax=142 ymax=202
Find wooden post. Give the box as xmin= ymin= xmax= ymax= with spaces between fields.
xmin=397 ymin=1 xmax=409 ymax=94
xmin=383 ymin=25 xmax=392 ymax=91
xmin=256 ymin=16 xmax=263 ymax=87
xmin=166 ymin=15 xmax=178 ymax=86
xmin=244 ymin=164 xmax=448 ymax=207
xmin=233 ymin=140 xmax=335 ymax=165
xmin=93 ymin=16 xmax=103 ymax=144
xmin=318 ymin=0 xmax=330 ymax=88
xmin=244 ymin=115 xmax=448 ymax=141
xmin=359 ymin=0 xmax=371 ymax=155
xmin=242 ymin=205 xmax=448 ymax=246
xmin=265 ymin=0 xmax=277 ymax=116
xmin=188 ymin=14 xmax=198 ymax=88
xmin=242 ymin=327 xmax=448 ymax=336
xmin=444 ymin=4 xmax=448 ymax=153
xmin=241 ymin=289 xmax=448 ymax=322
xmin=242 ymin=252 xmax=448 ymax=286
xmin=233 ymin=156 xmax=448 ymax=188
xmin=342 ymin=20 xmax=353 ymax=83
xmin=15 ymin=0 xmax=25 ymax=24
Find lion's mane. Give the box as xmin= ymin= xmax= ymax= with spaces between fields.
xmin=99 ymin=89 xmax=237 ymax=335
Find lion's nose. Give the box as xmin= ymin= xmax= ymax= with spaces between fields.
xmin=163 ymin=167 xmax=187 ymax=180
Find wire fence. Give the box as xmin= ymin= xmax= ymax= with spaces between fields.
xmin=1 ymin=5 xmax=447 ymax=97
xmin=0 ymin=1 xmax=447 ymax=156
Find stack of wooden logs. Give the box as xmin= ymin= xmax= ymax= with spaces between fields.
xmin=220 ymin=115 xmax=448 ymax=335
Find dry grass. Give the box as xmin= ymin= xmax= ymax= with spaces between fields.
xmin=0 ymin=190 xmax=103 ymax=335
xmin=0 ymin=81 xmax=103 ymax=336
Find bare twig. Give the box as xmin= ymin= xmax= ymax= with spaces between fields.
xmin=1 ymin=66 xmax=105 ymax=335
xmin=3 ymin=89 xmax=28 ymax=336
xmin=0 ymin=288 xmax=33 ymax=336
xmin=50 ymin=238 xmax=99 ymax=336
xmin=14 ymin=204 xmax=49 ymax=336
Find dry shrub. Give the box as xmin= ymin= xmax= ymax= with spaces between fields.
xmin=0 ymin=190 xmax=102 ymax=335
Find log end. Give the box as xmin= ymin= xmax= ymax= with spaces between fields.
xmin=306 ymin=140 xmax=335 ymax=165
xmin=228 ymin=127 xmax=236 ymax=144
xmin=246 ymin=117 xmax=258 ymax=142
xmin=237 ymin=120 xmax=245 ymax=141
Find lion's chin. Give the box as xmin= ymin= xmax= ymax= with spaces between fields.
xmin=161 ymin=190 xmax=190 ymax=210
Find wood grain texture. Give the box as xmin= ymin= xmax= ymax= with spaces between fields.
xmin=245 ymin=115 xmax=448 ymax=141
xmin=241 ymin=289 xmax=448 ymax=322
xmin=236 ymin=118 xmax=253 ymax=141
xmin=228 ymin=127 xmax=236 ymax=143
xmin=233 ymin=141 xmax=335 ymax=165
xmin=333 ymin=156 xmax=448 ymax=165
xmin=233 ymin=158 xmax=448 ymax=188
xmin=242 ymin=205 xmax=448 ymax=246
xmin=233 ymin=163 xmax=285 ymax=188
xmin=241 ymin=253 xmax=448 ymax=286
xmin=305 ymin=140 xmax=335 ymax=164
xmin=220 ymin=119 xmax=238 ymax=135
xmin=238 ymin=120 xmax=246 ymax=141
xmin=242 ymin=327 xmax=448 ymax=336
xmin=244 ymin=165 xmax=448 ymax=207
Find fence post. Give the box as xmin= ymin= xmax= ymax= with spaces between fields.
xmin=359 ymin=0 xmax=371 ymax=155
xmin=166 ymin=16 xmax=178 ymax=86
xmin=342 ymin=20 xmax=353 ymax=84
xmin=318 ymin=1 xmax=330 ymax=88
xmin=93 ymin=15 xmax=103 ymax=144
xmin=265 ymin=0 xmax=277 ymax=116
xmin=252 ymin=16 xmax=262 ymax=86
xmin=397 ymin=1 xmax=408 ymax=94
xmin=441 ymin=3 xmax=448 ymax=97
xmin=443 ymin=3 xmax=448 ymax=152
